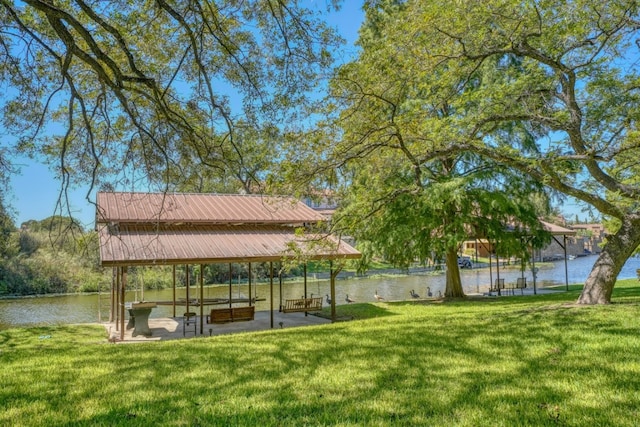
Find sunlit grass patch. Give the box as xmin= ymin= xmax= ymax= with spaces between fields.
xmin=2 ymin=284 xmax=640 ymax=425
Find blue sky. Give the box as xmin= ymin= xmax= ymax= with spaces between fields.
xmin=6 ymin=2 xmax=366 ymax=229
xmin=8 ymin=156 xmax=94 ymax=227
xmin=6 ymin=2 xmax=591 ymax=228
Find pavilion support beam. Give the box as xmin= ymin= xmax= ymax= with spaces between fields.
xmin=564 ymin=236 xmax=569 ymax=291
xmin=200 ymin=264 xmax=204 ymax=335
xmin=248 ymin=263 xmax=252 ymax=306
xmin=494 ymin=240 xmax=501 ymax=296
xmin=279 ymin=263 xmax=283 ymax=312
xmin=532 ymin=245 xmax=538 ymax=294
xmin=115 ymin=266 xmax=120 ymax=330
xmin=185 ymin=265 xmax=190 ymax=316
xmin=304 ymin=263 xmax=308 ymax=317
xmin=120 ymin=266 xmax=127 ymax=341
xmin=520 ymin=237 xmax=526 ymax=281
xmin=172 ymin=265 xmax=176 ymax=318
xmin=269 ymin=261 xmax=274 ymax=329
xmin=228 ymin=263 xmax=233 ymax=308
xmin=110 ymin=267 xmax=116 ymax=323
xmin=330 ymin=261 xmax=336 ymax=322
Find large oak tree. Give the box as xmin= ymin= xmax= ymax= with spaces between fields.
xmin=0 ymin=0 xmax=340 ymax=216
xmin=281 ymin=0 xmax=552 ymax=297
xmin=314 ymin=0 xmax=640 ymax=304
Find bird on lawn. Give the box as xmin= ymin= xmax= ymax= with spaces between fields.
xmin=426 ymin=287 xmax=433 ymax=297
xmin=410 ymin=289 xmax=420 ymax=299
xmin=345 ymin=294 xmax=355 ymax=303
xmin=374 ymin=290 xmax=384 ymax=301
xmin=326 ymin=294 xmax=332 ymax=304
xmin=438 ymin=290 xmax=443 ymax=298
xmin=107 ymin=326 xmax=118 ymax=343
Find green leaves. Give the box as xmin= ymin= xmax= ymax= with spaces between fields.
xmin=0 ymin=0 xmax=342 ymax=197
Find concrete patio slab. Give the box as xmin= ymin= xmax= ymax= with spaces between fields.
xmin=104 ymin=309 xmax=331 ymax=343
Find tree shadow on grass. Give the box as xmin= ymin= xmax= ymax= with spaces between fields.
xmin=612 ymin=284 xmax=640 ymax=302
xmin=4 ymin=295 xmax=640 ymax=425
xmin=315 ymin=302 xmax=399 ymax=321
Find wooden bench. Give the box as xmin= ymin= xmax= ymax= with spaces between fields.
xmin=488 ymin=278 xmax=506 ymax=296
xmin=282 ymin=297 xmax=323 ymax=313
xmin=514 ymin=277 xmax=527 ymax=295
xmin=207 ymin=306 xmax=255 ymax=324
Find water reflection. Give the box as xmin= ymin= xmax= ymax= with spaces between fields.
xmin=1 ymin=255 xmax=638 ymax=329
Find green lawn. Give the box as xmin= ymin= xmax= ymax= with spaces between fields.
xmin=2 ymin=280 xmax=640 ymax=426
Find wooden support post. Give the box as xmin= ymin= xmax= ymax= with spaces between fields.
xmin=330 ymin=261 xmax=336 ymax=322
xmin=229 ymin=263 xmax=233 ymax=308
xmin=495 ymin=241 xmax=501 ymax=296
xmin=564 ymin=235 xmax=569 ymax=291
xmin=248 ymin=263 xmax=252 ymax=306
xmin=172 ymin=265 xmax=176 ymax=318
xmin=115 ymin=267 xmax=120 ymax=330
xmin=186 ymin=265 xmax=190 ymax=315
xmin=200 ymin=264 xmax=204 ymax=335
xmin=120 ymin=266 xmax=127 ymax=341
xmin=279 ymin=262 xmax=283 ymax=312
xmin=532 ymin=244 xmax=537 ymax=295
xmin=304 ymin=263 xmax=308 ymax=317
xmin=110 ymin=267 xmax=116 ymax=323
xmin=270 ymin=261 xmax=274 ymax=329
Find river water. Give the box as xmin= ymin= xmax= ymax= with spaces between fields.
xmin=1 ymin=254 xmax=639 ymax=329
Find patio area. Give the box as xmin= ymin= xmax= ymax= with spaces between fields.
xmin=97 ymin=192 xmax=360 ymax=341
xmin=104 ymin=309 xmax=331 ymax=343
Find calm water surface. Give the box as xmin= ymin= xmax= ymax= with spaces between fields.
xmin=1 ymin=255 xmax=638 ymax=329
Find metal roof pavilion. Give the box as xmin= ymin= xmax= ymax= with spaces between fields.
xmin=96 ymin=192 xmax=360 ymax=266
xmin=96 ymin=192 xmax=360 ymax=340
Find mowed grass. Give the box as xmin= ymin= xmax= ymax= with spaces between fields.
xmin=2 ymin=280 xmax=640 ymax=426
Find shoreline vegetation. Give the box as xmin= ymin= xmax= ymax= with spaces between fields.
xmin=0 ymin=258 xmax=556 ymax=301
xmin=1 ymin=279 xmax=639 ymax=425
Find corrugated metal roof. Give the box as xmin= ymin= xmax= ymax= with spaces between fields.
xmin=96 ymin=192 xmax=326 ymax=225
xmin=98 ymin=224 xmax=361 ymax=266
xmin=540 ymin=220 xmax=577 ymax=236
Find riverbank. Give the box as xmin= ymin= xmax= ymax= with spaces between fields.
xmin=2 ymin=254 xmax=638 ymax=329
xmin=0 ymin=259 xmax=552 ymax=300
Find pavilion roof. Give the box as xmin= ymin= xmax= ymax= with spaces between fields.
xmin=96 ymin=192 xmax=360 ymax=266
xmin=98 ymin=224 xmax=361 ymax=266
xmin=540 ymin=220 xmax=577 ymax=236
xmin=96 ymin=192 xmax=326 ymax=226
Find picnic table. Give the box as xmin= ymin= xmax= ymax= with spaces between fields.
xmin=127 ymin=302 xmax=157 ymax=337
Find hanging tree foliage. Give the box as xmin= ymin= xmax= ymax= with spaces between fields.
xmin=313 ymin=0 xmax=640 ymax=304
xmin=280 ymin=0 xmax=553 ymax=297
xmin=0 ymin=0 xmax=341 ymax=214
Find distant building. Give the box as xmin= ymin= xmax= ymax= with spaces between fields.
xmin=567 ymin=223 xmax=604 ymax=254
xmin=303 ymin=189 xmax=338 ymax=221
xmin=462 ymin=221 xmax=601 ymax=262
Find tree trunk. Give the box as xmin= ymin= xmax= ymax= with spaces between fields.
xmin=577 ymin=217 xmax=640 ymax=304
xmin=445 ymin=249 xmax=466 ymax=298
